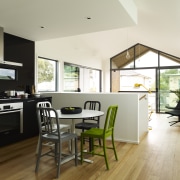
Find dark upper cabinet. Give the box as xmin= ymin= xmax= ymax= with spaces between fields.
xmin=0 ymin=33 xmax=35 ymax=92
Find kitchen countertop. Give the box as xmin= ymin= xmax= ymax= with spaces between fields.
xmin=0 ymin=96 xmax=52 ymax=103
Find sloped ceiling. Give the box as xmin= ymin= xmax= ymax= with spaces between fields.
xmin=0 ymin=0 xmax=180 ymax=59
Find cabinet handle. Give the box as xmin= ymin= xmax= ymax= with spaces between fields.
xmin=27 ymin=100 xmax=35 ymax=102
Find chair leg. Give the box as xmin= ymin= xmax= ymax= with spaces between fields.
xmin=98 ymin=138 xmax=101 ymax=146
xmin=54 ymin=143 xmax=58 ymax=163
xmin=81 ymin=135 xmax=84 ymax=164
xmin=74 ymin=137 xmax=78 ymax=166
xmin=35 ymin=139 xmax=42 ymax=173
xmin=68 ymin=128 xmax=72 ymax=152
xmin=56 ymin=143 xmax=61 ymax=178
xmin=102 ymin=138 xmax=109 ymax=170
xmin=89 ymin=138 xmax=101 ymax=151
xmin=112 ymin=134 xmax=118 ymax=160
xmin=169 ymin=121 xmax=180 ymax=126
xmin=92 ymin=137 xmax=95 ymax=154
xmin=35 ymin=135 xmax=41 ymax=154
xmin=89 ymin=138 xmax=93 ymax=151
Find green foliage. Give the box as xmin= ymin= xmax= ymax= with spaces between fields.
xmin=38 ymin=59 xmax=54 ymax=83
xmin=160 ymin=69 xmax=179 ymax=90
xmin=64 ymin=65 xmax=79 ymax=78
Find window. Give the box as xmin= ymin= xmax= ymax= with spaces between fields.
xmin=64 ymin=63 xmax=101 ymax=92
xmin=37 ymin=57 xmax=58 ymax=92
xmin=83 ymin=68 xmax=100 ymax=92
xmin=64 ymin=64 xmax=79 ymax=92
xmin=110 ymin=43 xmax=180 ymax=113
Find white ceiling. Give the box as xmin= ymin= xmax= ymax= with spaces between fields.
xmin=0 ymin=0 xmax=137 ymax=41
xmin=0 ymin=0 xmax=180 ymax=58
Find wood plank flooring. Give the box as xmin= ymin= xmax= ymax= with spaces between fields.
xmin=1 ymin=113 xmax=180 ymax=180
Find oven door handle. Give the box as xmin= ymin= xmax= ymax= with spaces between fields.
xmin=0 ymin=109 xmax=22 ymax=114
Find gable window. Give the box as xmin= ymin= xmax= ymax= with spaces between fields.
xmin=37 ymin=57 xmax=58 ymax=92
xmin=110 ymin=43 xmax=180 ymax=113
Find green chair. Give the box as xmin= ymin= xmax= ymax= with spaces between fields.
xmin=80 ymin=105 xmax=118 ymax=170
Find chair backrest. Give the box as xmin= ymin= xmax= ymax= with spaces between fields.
xmin=103 ymin=105 xmax=118 ymax=137
xmin=36 ymin=107 xmax=61 ymax=138
xmin=175 ymin=101 xmax=180 ymax=109
xmin=84 ymin=101 xmax=101 ymax=111
xmin=83 ymin=101 xmax=101 ymax=122
xmin=36 ymin=101 xmax=52 ymax=108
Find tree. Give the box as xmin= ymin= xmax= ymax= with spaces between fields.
xmin=160 ymin=69 xmax=179 ymax=90
xmin=38 ymin=59 xmax=54 ymax=83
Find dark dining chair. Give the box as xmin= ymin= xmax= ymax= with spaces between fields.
xmin=80 ymin=105 xmax=118 ymax=170
xmin=75 ymin=101 xmax=101 ymax=150
xmin=35 ymin=107 xmax=78 ymax=178
xmin=165 ymin=101 xmax=180 ymax=126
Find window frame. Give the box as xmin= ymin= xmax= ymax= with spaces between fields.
xmin=64 ymin=62 xmax=102 ymax=92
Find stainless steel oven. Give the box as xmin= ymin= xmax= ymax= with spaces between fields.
xmin=0 ymin=102 xmax=23 ymax=135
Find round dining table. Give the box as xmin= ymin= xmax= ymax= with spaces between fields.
xmin=56 ymin=109 xmax=104 ymax=133
xmin=54 ymin=109 xmax=104 ymax=163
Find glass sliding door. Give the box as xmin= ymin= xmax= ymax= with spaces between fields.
xmin=112 ymin=69 xmax=156 ymax=112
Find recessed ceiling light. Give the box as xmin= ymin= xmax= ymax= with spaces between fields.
xmin=86 ymin=17 xmax=91 ymax=20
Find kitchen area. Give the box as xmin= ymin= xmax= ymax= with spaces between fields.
xmin=0 ymin=27 xmax=52 ymax=148
xmin=0 ymin=96 xmax=52 ymax=148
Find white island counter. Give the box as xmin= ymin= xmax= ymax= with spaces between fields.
xmin=43 ymin=92 xmax=148 ymax=144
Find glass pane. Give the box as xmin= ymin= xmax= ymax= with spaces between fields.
xmin=111 ymin=47 xmax=135 ymax=69
xmin=37 ymin=57 xmax=57 ymax=92
xmin=135 ymin=51 xmax=158 ymax=67
xmin=160 ymin=53 xmax=180 ymax=66
xmin=160 ymin=68 xmax=180 ymax=112
xmin=112 ymin=69 xmax=156 ymax=92
xmin=83 ymin=69 xmax=100 ymax=92
xmin=121 ymin=69 xmax=155 ymax=91
xmin=64 ymin=64 xmax=79 ymax=92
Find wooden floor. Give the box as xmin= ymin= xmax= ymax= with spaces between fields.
xmin=1 ymin=113 xmax=180 ymax=180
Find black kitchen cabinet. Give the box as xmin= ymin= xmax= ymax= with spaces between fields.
xmin=23 ymin=97 xmax=52 ymax=138
xmin=0 ymin=33 xmax=35 ymax=93
xmin=0 ymin=97 xmax=52 ymax=147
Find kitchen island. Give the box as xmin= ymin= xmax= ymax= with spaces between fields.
xmin=43 ymin=92 xmax=148 ymax=144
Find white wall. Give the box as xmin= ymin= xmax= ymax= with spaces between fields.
xmin=35 ymin=28 xmax=130 ymax=93
xmin=42 ymin=92 xmax=148 ymax=144
xmin=35 ymin=36 xmax=103 ymax=69
xmin=35 ymin=36 xmax=111 ymax=92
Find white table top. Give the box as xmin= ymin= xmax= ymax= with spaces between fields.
xmin=56 ymin=109 xmax=104 ymax=119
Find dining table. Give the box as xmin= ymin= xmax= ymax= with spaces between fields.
xmin=53 ymin=109 xmax=104 ymax=163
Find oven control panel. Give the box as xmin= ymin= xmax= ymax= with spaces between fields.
xmin=0 ymin=102 xmax=23 ymax=112
xmin=2 ymin=105 xmax=12 ymax=110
